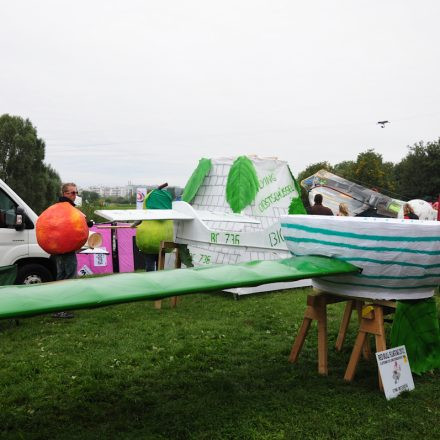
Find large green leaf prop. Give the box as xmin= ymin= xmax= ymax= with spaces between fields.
xmin=182 ymin=158 xmax=212 ymax=203
xmin=287 ymin=166 xmax=307 ymax=215
xmin=288 ymin=196 xmax=307 ymax=215
xmin=177 ymin=244 xmax=194 ymax=267
xmin=226 ymin=156 xmax=259 ymax=213
xmin=390 ymin=298 xmax=440 ymax=375
xmin=145 ymin=189 xmax=172 ymax=209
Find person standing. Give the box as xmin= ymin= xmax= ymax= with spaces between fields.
xmin=52 ymin=182 xmax=93 ymax=318
xmin=306 ymin=194 xmax=334 ymax=215
xmin=403 ymin=203 xmax=419 ymax=220
xmin=337 ymin=203 xmax=349 ymax=216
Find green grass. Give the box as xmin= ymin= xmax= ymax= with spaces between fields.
xmin=0 ymin=288 xmax=439 ymax=439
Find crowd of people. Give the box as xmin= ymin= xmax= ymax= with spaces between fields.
xmin=306 ymin=193 xmax=421 ymax=220
xmin=306 ymin=194 xmax=350 ymax=217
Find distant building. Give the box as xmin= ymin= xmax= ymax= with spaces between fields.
xmin=80 ymin=184 xmax=183 ymax=199
xmin=84 ymin=185 xmax=137 ymax=198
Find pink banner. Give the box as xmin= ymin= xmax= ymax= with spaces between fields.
xmin=116 ymin=224 xmax=136 ymax=273
xmin=76 ymin=224 xmax=113 ymax=276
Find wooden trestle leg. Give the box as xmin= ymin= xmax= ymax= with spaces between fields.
xmin=344 ymin=303 xmax=395 ymax=389
xmin=154 ymin=241 xmax=182 ymax=310
xmin=289 ymin=293 xmax=345 ymax=376
xmin=335 ymin=300 xmax=371 ymax=360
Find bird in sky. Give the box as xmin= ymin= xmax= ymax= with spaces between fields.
xmin=377 ymin=120 xmax=390 ymax=128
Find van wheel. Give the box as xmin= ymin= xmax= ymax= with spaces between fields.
xmin=16 ymin=264 xmax=53 ymax=285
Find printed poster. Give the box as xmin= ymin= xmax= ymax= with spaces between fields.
xmin=376 ymin=345 xmax=415 ymax=400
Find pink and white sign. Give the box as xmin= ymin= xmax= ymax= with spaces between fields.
xmin=136 ymin=187 xmax=147 ymax=210
xmin=76 ymin=224 xmax=113 ymax=275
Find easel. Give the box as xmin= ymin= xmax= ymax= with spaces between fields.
xmin=154 ymin=241 xmax=182 ymax=310
xmin=289 ymin=290 xmax=396 ymax=387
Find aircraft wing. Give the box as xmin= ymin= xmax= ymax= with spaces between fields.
xmin=95 ymin=201 xmax=260 ymax=224
xmin=78 ymin=247 xmax=110 ymax=255
xmin=190 ymin=210 xmax=260 ymax=224
xmin=94 ymin=209 xmax=194 ymax=222
xmin=0 ymin=256 xmax=359 ymax=319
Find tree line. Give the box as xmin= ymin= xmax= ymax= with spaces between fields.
xmin=297 ymin=143 xmax=440 ymax=206
xmin=1 ymin=113 xmax=439 ymax=213
xmin=0 ymin=114 xmax=61 ymax=214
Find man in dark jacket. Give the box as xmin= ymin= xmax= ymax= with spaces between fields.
xmin=306 ymin=194 xmax=334 ymax=215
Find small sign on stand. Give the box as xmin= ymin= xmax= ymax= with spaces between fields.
xmin=376 ymin=345 xmax=415 ymax=400
xmin=136 ymin=187 xmax=147 ymax=210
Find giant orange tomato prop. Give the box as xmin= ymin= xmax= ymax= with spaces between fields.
xmin=36 ymin=202 xmax=88 ymax=254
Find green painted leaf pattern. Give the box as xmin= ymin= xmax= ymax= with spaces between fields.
xmin=177 ymin=244 xmax=194 ymax=268
xmin=390 ymin=298 xmax=440 ymax=375
xmin=288 ymin=196 xmax=307 ymax=214
xmin=286 ymin=165 xmax=306 ymax=214
xmin=182 ymin=158 xmax=212 ymax=203
xmin=226 ymin=156 xmax=259 ymax=213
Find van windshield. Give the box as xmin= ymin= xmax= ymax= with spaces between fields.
xmin=0 ymin=189 xmax=17 ymax=228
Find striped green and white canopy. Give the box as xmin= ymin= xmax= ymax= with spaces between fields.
xmin=281 ymin=215 xmax=440 ymax=300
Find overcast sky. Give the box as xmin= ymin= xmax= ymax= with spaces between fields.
xmin=1 ymin=1 xmax=439 ymax=188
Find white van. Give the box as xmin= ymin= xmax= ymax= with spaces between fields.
xmin=0 ymin=178 xmax=56 ymax=283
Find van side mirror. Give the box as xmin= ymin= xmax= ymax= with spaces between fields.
xmin=14 ymin=207 xmax=25 ymax=231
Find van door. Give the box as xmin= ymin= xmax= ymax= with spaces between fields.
xmin=0 ymin=188 xmax=29 ymax=267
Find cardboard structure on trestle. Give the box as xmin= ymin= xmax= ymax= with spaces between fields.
xmin=176 ymin=156 xmax=311 ymax=295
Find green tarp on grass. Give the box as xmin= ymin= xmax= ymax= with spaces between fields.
xmin=0 ymin=257 xmax=358 ymax=319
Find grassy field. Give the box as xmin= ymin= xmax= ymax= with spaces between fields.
xmin=0 ymin=288 xmax=439 ymax=439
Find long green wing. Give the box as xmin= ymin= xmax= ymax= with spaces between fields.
xmin=0 ymin=257 xmax=358 ymax=319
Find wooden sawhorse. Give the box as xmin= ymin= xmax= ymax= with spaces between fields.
xmin=344 ymin=300 xmax=396 ymax=388
xmin=154 ymin=241 xmax=182 ymax=310
xmin=288 ymin=292 xmax=347 ymax=375
xmin=289 ymin=291 xmax=395 ymax=385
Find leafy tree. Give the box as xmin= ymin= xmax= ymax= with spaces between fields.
xmin=395 ymin=139 xmax=440 ymax=200
xmin=78 ymin=202 xmax=107 ymax=224
xmin=43 ymin=164 xmax=62 ymax=208
xmin=353 ymin=150 xmax=384 ymax=188
xmin=127 ymin=193 xmax=136 ymax=205
xmin=0 ymin=114 xmax=61 ymax=213
xmin=81 ymin=190 xmax=100 ymax=203
xmin=333 ymin=160 xmax=356 ymax=181
xmin=351 ymin=149 xmax=396 ymax=196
